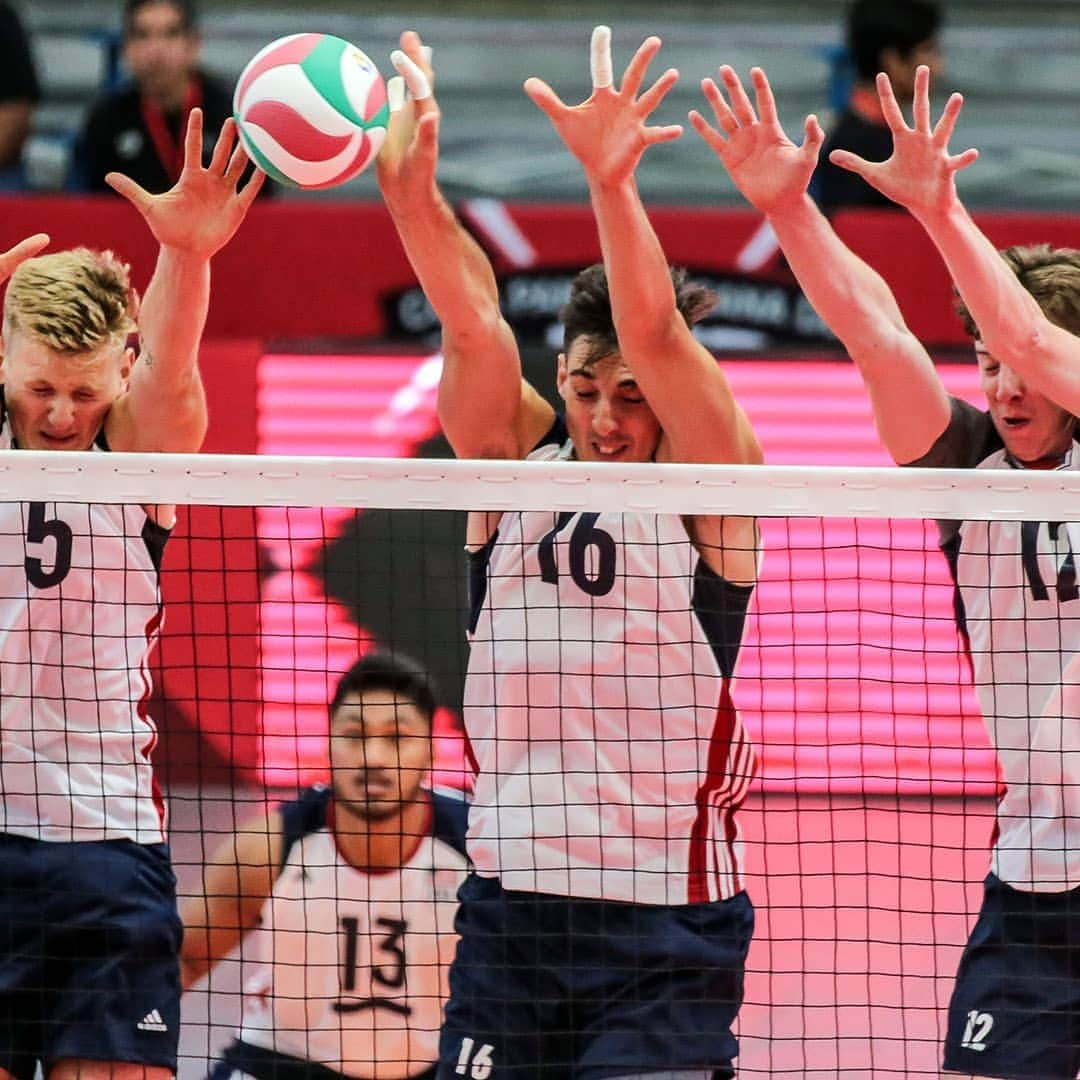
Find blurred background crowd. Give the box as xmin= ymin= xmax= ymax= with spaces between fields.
xmin=4 ymin=0 xmax=1080 ymax=210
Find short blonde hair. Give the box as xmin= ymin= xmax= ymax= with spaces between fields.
xmin=2 ymin=248 xmax=137 ymax=355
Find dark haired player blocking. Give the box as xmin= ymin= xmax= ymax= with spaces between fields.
xmin=377 ymin=26 xmax=763 ymax=1080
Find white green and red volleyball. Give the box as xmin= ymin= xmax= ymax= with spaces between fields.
xmin=233 ymin=33 xmax=389 ymax=189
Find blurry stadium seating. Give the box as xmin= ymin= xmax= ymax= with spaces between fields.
xmin=16 ymin=0 xmax=1080 ymax=207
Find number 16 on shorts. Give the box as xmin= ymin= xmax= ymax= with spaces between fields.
xmin=454 ymin=1037 xmax=495 ymax=1079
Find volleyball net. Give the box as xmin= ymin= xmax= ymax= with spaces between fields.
xmin=4 ymin=448 xmax=1076 ymax=1078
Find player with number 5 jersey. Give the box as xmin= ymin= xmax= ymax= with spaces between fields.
xmin=377 ymin=27 xmax=763 ymax=1080
xmin=0 ymin=111 xmax=262 ymax=1080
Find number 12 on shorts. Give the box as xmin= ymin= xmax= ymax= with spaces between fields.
xmin=454 ymin=1037 xmax=495 ymax=1079
xmin=961 ymin=1010 xmax=994 ymax=1052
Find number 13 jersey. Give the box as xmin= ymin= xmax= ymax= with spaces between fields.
xmin=463 ymin=429 xmax=757 ymax=906
xmin=0 ymin=404 xmax=169 ymax=844
xmin=239 ymin=786 xmax=469 ymax=1079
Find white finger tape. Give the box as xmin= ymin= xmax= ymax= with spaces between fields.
xmin=590 ymin=25 xmax=613 ymax=89
xmin=387 ymin=75 xmax=405 ymax=113
xmin=390 ymin=49 xmax=432 ymax=101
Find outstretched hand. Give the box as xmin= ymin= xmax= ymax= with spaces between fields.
xmin=0 ymin=233 xmax=49 ymax=288
xmin=828 ymin=65 xmax=978 ymax=220
xmin=106 ymin=108 xmax=264 ymax=258
xmin=689 ymin=65 xmax=823 ymax=214
xmin=524 ymin=26 xmax=682 ymax=187
xmin=376 ymin=30 xmax=439 ymax=204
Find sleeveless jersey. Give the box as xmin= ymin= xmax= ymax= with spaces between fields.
xmin=239 ymin=786 xmax=470 ymax=1079
xmin=912 ymin=397 xmax=1080 ymax=891
xmin=463 ymin=425 xmax=757 ymax=906
xmin=0 ymin=406 xmax=170 ymax=844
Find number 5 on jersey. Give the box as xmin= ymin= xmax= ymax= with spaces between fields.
xmin=25 ymin=502 xmax=73 ymax=588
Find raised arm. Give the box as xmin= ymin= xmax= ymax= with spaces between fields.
xmin=691 ymin=66 xmax=950 ymax=465
xmin=830 ymin=66 xmax=1080 ymax=418
xmin=525 ymin=29 xmax=760 ymax=469
xmin=377 ymin=33 xmax=552 ymax=461
xmin=179 ymin=809 xmax=281 ymax=990
xmin=104 ymin=110 xmax=264 ymax=455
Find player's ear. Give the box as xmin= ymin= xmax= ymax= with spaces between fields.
xmin=556 ymin=352 xmax=569 ymax=398
xmin=120 ymin=345 xmax=135 ymax=386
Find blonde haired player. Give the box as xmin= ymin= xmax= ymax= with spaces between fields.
xmin=379 ymin=28 xmax=762 ymax=1080
xmin=0 ymin=109 xmax=262 ymax=1080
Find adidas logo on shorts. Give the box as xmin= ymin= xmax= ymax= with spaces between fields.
xmin=137 ymin=1009 xmax=168 ymax=1033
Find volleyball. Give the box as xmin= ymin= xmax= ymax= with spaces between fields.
xmin=233 ymin=33 xmax=389 ymax=189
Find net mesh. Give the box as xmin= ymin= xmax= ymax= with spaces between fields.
xmin=2 ymin=449 xmax=1076 ymax=1078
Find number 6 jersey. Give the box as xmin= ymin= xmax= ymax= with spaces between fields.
xmin=0 ymin=407 xmax=170 ymax=844
xmin=462 ymin=425 xmax=757 ymax=907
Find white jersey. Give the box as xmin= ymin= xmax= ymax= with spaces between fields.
xmin=239 ymin=787 xmax=470 ymax=1079
xmin=915 ymin=398 xmax=1080 ymax=891
xmin=0 ymin=407 xmax=169 ymax=844
xmin=463 ymin=428 xmax=757 ymax=906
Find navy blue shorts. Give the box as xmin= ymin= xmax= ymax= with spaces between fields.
xmin=209 ymin=1038 xmax=439 ymax=1080
xmin=0 ymin=832 xmax=182 ymax=1079
xmin=437 ymin=875 xmax=754 ymax=1080
xmin=943 ymin=873 xmax=1080 ymax=1079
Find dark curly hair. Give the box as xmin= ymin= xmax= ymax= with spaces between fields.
xmin=559 ymin=263 xmax=715 ymax=363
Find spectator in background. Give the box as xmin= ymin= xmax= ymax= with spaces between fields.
xmin=0 ymin=2 xmax=40 ymax=179
xmin=812 ymin=0 xmax=943 ymax=213
xmin=75 ymin=0 xmax=237 ymax=194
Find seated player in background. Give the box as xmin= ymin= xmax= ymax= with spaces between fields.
xmin=0 ymin=111 xmax=261 ymax=1080
xmin=692 ymin=61 xmax=1080 ymax=1080
xmin=181 ymin=652 xmax=469 ymax=1080
xmin=378 ymin=27 xmax=762 ymax=1080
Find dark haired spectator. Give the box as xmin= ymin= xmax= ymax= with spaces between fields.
xmin=0 ymin=2 xmax=40 ymax=182
xmin=75 ymin=0 xmax=252 ymax=194
xmin=812 ymin=0 xmax=943 ymax=212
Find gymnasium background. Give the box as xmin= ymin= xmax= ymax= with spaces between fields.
xmin=9 ymin=2 xmax=1080 ymax=1074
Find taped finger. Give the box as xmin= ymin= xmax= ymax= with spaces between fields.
xmin=590 ymin=25 xmax=613 ymax=90
xmin=391 ymin=49 xmax=432 ymax=101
